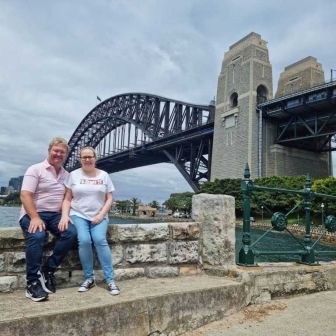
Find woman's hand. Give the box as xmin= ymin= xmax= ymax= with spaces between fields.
xmin=58 ymin=216 xmax=73 ymax=232
xmin=92 ymin=213 xmax=104 ymax=225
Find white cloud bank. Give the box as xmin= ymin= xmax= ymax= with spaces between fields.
xmin=0 ymin=0 xmax=335 ymax=202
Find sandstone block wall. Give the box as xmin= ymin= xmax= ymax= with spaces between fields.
xmin=0 ymin=194 xmax=237 ymax=292
xmin=0 ymin=222 xmax=201 ymax=292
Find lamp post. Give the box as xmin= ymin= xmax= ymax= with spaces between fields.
xmin=261 ymin=205 xmax=264 ymax=224
xmin=321 ymin=203 xmax=325 ymax=225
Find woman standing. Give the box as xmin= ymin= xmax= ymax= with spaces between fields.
xmin=60 ymin=147 xmax=120 ymax=295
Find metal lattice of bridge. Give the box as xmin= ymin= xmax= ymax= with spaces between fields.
xmin=259 ymin=80 xmax=336 ymax=152
xmin=65 ymin=93 xmax=215 ymax=191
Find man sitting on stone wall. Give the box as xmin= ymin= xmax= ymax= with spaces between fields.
xmin=19 ymin=137 xmax=77 ymax=302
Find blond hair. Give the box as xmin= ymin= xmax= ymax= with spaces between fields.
xmin=48 ymin=137 xmax=69 ymax=152
xmin=80 ymin=146 xmax=97 ymax=158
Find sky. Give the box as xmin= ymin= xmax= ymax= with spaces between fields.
xmin=0 ymin=0 xmax=335 ymax=204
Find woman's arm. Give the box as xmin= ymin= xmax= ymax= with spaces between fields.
xmin=91 ymin=192 xmax=113 ymax=224
xmin=58 ymin=188 xmax=73 ymax=231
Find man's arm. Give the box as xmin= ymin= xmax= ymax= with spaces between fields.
xmin=20 ymin=191 xmax=46 ymax=233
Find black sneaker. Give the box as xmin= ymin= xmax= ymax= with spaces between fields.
xmin=26 ymin=281 xmax=48 ymax=302
xmin=78 ymin=278 xmax=95 ymax=292
xmin=108 ymin=281 xmax=120 ymax=296
xmin=38 ymin=269 xmax=56 ymax=294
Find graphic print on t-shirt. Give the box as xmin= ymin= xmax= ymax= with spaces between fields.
xmin=80 ymin=179 xmax=104 ymax=185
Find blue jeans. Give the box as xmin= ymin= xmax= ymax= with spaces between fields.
xmin=20 ymin=212 xmax=77 ymax=284
xmin=70 ymin=215 xmax=114 ymax=283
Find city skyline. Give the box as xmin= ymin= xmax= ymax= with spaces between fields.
xmin=1 ymin=1 xmax=336 ymax=203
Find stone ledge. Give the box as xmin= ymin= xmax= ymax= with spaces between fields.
xmin=1 ymin=265 xmax=336 ymax=336
xmin=0 ymin=275 xmax=242 ymax=336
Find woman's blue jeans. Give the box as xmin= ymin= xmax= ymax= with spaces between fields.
xmin=71 ymin=215 xmax=114 ymax=283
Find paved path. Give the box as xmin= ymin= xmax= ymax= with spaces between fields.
xmin=182 ymin=291 xmax=336 ymax=336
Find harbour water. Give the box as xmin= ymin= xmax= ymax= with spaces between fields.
xmin=0 ymin=206 xmax=154 ymax=228
xmin=0 ymin=206 xmax=21 ymax=228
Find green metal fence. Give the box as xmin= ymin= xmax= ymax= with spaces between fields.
xmin=238 ymin=164 xmax=336 ymax=266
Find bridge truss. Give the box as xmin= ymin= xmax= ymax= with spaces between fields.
xmin=260 ymin=81 xmax=336 ymax=152
xmin=65 ymin=93 xmax=214 ymax=191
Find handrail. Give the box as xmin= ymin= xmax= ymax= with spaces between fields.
xmin=238 ymin=163 xmax=336 ymax=266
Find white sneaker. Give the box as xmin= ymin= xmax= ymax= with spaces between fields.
xmin=108 ymin=281 xmax=120 ymax=295
xmin=78 ymin=278 xmax=95 ymax=292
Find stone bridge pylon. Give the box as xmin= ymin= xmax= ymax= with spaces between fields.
xmin=211 ymin=32 xmax=332 ymax=180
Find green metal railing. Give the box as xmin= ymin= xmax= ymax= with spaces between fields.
xmin=238 ymin=164 xmax=336 ymax=266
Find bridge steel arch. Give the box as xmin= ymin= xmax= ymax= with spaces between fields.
xmin=65 ymin=93 xmax=215 ymax=191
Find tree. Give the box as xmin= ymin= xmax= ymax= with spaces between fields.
xmin=115 ymin=200 xmax=131 ymax=213
xmin=3 ymin=192 xmax=21 ymax=206
xmin=163 ymin=192 xmax=193 ymax=213
xmin=149 ymin=200 xmax=160 ymax=209
xmin=312 ymin=176 xmax=336 ymax=215
xmin=130 ymin=197 xmax=140 ymax=216
xmin=253 ymin=175 xmax=305 ymax=215
xmin=198 ymin=176 xmax=307 ymax=217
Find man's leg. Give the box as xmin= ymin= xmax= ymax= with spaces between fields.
xmin=42 ymin=212 xmax=77 ymax=292
xmin=20 ymin=215 xmax=47 ymax=283
xmin=43 ymin=212 xmax=77 ymax=270
xmin=20 ymin=215 xmax=49 ymax=301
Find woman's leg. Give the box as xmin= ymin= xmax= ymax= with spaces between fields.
xmin=90 ymin=218 xmax=114 ymax=283
xmin=70 ymin=215 xmax=94 ymax=280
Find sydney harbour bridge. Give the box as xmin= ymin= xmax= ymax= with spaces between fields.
xmin=65 ymin=33 xmax=336 ymax=191
xmin=64 ymin=93 xmax=215 ymax=191
xmin=64 ymin=81 xmax=336 ymax=190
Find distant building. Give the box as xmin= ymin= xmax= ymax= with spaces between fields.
xmin=137 ymin=205 xmax=157 ymax=217
xmin=8 ymin=176 xmax=23 ymax=192
xmin=0 ymin=186 xmax=6 ymax=195
xmin=6 ymin=186 xmax=15 ymax=195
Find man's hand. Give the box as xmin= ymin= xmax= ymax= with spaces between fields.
xmin=28 ymin=217 xmax=46 ymax=233
xmin=92 ymin=213 xmax=104 ymax=225
xmin=58 ymin=216 xmax=73 ymax=232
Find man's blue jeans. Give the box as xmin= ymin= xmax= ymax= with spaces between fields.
xmin=70 ymin=215 xmax=114 ymax=283
xmin=20 ymin=212 xmax=77 ymax=284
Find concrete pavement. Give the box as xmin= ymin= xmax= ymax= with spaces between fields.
xmin=181 ymin=290 xmax=336 ymax=336
xmin=1 ymin=264 xmax=336 ymax=336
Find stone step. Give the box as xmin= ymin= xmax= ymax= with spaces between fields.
xmin=0 ymin=275 xmax=244 ymax=336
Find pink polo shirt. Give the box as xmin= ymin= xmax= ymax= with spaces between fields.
xmin=19 ymin=160 xmax=69 ymax=221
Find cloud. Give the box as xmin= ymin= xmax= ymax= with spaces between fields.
xmin=111 ymin=163 xmax=192 ymax=204
xmin=0 ymin=0 xmax=335 ymax=199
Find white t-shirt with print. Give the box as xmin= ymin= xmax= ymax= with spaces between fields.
xmin=64 ymin=168 xmax=115 ymax=220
